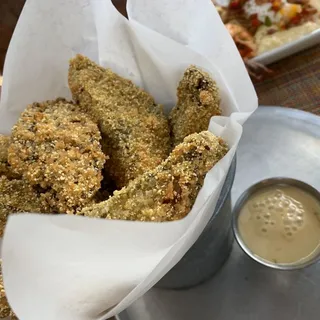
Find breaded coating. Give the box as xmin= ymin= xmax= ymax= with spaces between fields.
xmin=0 ymin=135 xmax=10 ymax=177
xmin=0 ymin=136 xmax=9 ymax=168
xmin=80 ymin=131 xmax=228 ymax=221
xmin=169 ymin=66 xmax=221 ymax=146
xmin=0 ymin=176 xmax=49 ymax=237
xmin=68 ymin=54 xmax=171 ymax=188
xmin=0 ymin=135 xmax=18 ymax=179
xmin=8 ymin=99 xmax=106 ymax=214
xmin=0 ymin=273 xmax=17 ymax=319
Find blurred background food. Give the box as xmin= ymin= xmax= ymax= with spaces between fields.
xmin=213 ymin=0 xmax=320 ymax=58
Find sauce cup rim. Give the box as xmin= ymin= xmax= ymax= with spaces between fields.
xmin=232 ymin=177 xmax=320 ymax=270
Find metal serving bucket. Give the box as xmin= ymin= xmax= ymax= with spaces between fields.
xmin=156 ymin=157 xmax=236 ymax=289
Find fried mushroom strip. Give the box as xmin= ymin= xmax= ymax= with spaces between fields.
xmin=68 ymin=54 xmax=171 ymax=188
xmin=80 ymin=131 xmax=228 ymax=221
xmin=0 ymin=272 xmax=17 ymax=319
xmin=8 ymin=99 xmax=106 ymax=214
xmin=169 ymin=66 xmax=221 ymax=146
xmin=0 ymin=176 xmax=50 ymax=237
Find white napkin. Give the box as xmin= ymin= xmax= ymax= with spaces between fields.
xmin=0 ymin=0 xmax=257 ymax=319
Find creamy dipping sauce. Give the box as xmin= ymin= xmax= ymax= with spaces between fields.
xmin=255 ymin=22 xmax=320 ymax=54
xmin=238 ymin=185 xmax=320 ymax=264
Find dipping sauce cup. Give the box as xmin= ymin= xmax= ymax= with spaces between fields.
xmin=233 ymin=178 xmax=320 ymax=270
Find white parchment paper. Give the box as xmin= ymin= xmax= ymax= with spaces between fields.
xmin=0 ymin=0 xmax=257 ymax=319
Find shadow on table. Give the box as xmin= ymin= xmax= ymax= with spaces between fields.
xmin=126 ymin=243 xmax=320 ymax=320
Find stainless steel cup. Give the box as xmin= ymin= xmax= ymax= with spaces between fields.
xmin=156 ymin=157 xmax=236 ymax=289
xmin=233 ymin=177 xmax=320 ymax=270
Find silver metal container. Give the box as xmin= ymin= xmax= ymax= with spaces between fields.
xmin=117 ymin=107 xmax=320 ymax=320
xmin=233 ymin=177 xmax=320 ymax=270
xmin=156 ymin=157 xmax=236 ymax=289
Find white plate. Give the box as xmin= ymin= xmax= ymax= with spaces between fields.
xmin=252 ymin=28 xmax=320 ymax=65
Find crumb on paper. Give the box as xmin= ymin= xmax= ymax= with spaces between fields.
xmin=68 ymin=54 xmax=171 ymax=188
xmin=169 ymin=66 xmax=221 ymax=146
xmin=80 ymin=131 xmax=228 ymax=221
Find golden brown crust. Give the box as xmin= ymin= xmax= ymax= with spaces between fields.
xmin=68 ymin=54 xmax=171 ymax=188
xmin=80 ymin=131 xmax=228 ymax=221
xmin=169 ymin=66 xmax=221 ymax=146
xmin=0 ymin=136 xmax=9 ymax=165
xmin=8 ymin=98 xmax=106 ymax=214
xmin=0 ymin=135 xmax=10 ymax=178
xmin=0 ymin=176 xmax=51 ymax=237
xmin=0 ymin=267 xmax=17 ymax=319
xmin=0 ymin=135 xmax=19 ymax=180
